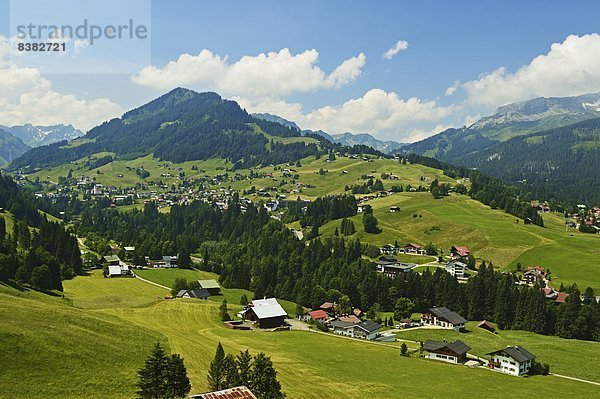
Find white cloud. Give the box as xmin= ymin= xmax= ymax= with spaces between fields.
xmin=0 ymin=36 xmax=123 ymax=132
xmin=132 ymin=48 xmax=366 ymax=98
xmin=383 ymin=39 xmax=409 ymax=60
xmin=455 ymin=34 xmax=600 ymax=107
xmin=239 ymin=89 xmax=454 ymax=142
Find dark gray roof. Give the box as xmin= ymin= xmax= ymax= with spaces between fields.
xmin=331 ymin=320 xmax=355 ymax=329
xmin=187 ymin=289 xmax=211 ymax=299
xmin=423 ymin=340 xmax=471 ymax=356
xmin=428 ymin=307 xmax=467 ymax=325
xmin=356 ymin=320 xmax=381 ymax=333
xmin=380 ymin=262 xmax=416 ymax=270
xmin=175 ymin=289 xmax=187 ymax=298
xmin=486 ymin=346 xmax=535 ymax=362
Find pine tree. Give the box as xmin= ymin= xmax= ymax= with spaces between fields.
xmin=250 ymin=353 xmax=286 ymax=399
xmin=137 ymin=342 xmax=168 ymax=399
xmin=220 ymin=299 xmax=231 ymax=321
xmin=164 ymin=354 xmax=191 ymax=398
xmin=240 ymin=293 xmax=249 ymax=306
xmin=236 ymin=350 xmax=253 ymax=388
xmin=223 ymin=354 xmax=240 ymax=388
xmin=400 ymin=343 xmax=408 ymax=356
xmin=207 ymin=343 xmax=226 ymax=391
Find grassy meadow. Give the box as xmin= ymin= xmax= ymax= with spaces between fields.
xmin=2 ymin=271 xmax=599 ymax=398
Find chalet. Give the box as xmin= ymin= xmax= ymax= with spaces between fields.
xmin=189 ymin=386 xmax=257 ymax=399
xmin=176 ymin=289 xmax=211 ymax=300
xmin=486 ymin=346 xmax=535 ymax=376
xmin=451 ymin=246 xmax=470 ymax=258
xmin=198 ymin=279 xmax=221 ymax=295
xmin=376 ymin=261 xmax=416 ymax=278
xmin=241 ymin=298 xmax=288 ymax=329
xmin=107 ymin=264 xmax=131 ymax=277
xmin=103 ymin=255 xmax=121 ymax=266
xmin=445 ymin=261 xmax=467 ymax=278
xmin=423 ymin=340 xmax=471 ymax=364
xmin=338 ymin=314 xmax=361 ymax=324
xmin=522 ymin=266 xmax=547 ymax=286
xmin=477 ymin=320 xmax=496 ymax=333
xmin=331 ymin=320 xmax=381 ymax=340
xmin=308 ymin=309 xmax=328 ymax=323
xmin=401 ymin=243 xmax=426 ymax=255
xmin=162 ymin=255 xmax=178 ymax=268
xmin=379 ymin=244 xmax=397 ymax=254
xmin=421 ymin=307 xmax=467 ymax=332
xmin=396 ymin=318 xmax=418 ymax=329
xmin=378 ymin=255 xmax=398 ymax=263
xmin=319 ymin=302 xmax=336 ymax=314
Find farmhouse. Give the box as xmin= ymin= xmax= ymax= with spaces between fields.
xmin=423 ymin=340 xmax=471 ymax=364
xmin=486 ymin=346 xmax=535 ymax=376
xmin=421 ymin=307 xmax=467 ymax=332
xmin=103 ymin=255 xmax=121 ymax=265
xmin=401 ymin=243 xmax=426 ymax=255
xmin=162 ymin=255 xmax=178 ymax=268
xmin=331 ymin=320 xmax=381 ymax=340
xmin=319 ymin=302 xmax=336 ymax=314
xmin=198 ymin=279 xmax=221 ymax=295
xmin=189 ymin=386 xmax=257 ymax=399
xmin=107 ymin=264 xmax=131 ymax=277
xmin=450 ymin=246 xmax=470 ymax=258
xmin=380 ymin=243 xmax=397 ymax=254
xmin=242 ymin=298 xmax=288 ymax=329
xmin=176 ymin=289 xmax=211 ymax=300
xmin=522 ymin=266 xmax=547 ymax=286
xmin=376 ymin=261 xmax=416 ymax=278
xmin=477 ymin=320 xmax=496 ymax=333
xmin=308 ymin=309 xmax=328 ymax=323
xmin=445 ymin=261 xmax=467 ymax=278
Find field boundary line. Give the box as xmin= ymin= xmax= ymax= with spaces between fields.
xmin=550 ymin=373 xmax=600 ymax=386
xmin=134 ymin=274 xmax=170 ymax=291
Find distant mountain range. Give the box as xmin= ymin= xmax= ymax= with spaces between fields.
xmin=0 ymin=124 xmax=83 ymax=147
xmin=405 ymin=93 xmax=600 ymax=204
xmin=252 ymin=112 xmax=406 ymax=154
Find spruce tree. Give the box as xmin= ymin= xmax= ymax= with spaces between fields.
xmin=164 ymin=354 xmax=191 ymax=398
xmin=207 ymin=343 xmax=226 ymax=391
xmin=137 ymin=342 xmax=168 ymax=399
xmin=220 ymin=299 xmax=231 ymax=321
xmin=249 ymin=353 xmax=286 ymax=399
xmin=236 ymin=350 xmax=253 ymax=388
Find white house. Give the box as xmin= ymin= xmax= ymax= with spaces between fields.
xmin=421 ymin=307 xmax=467 ymax=332
xmin=445 ymin=261 xmax=467 ymax=278
xmin=486 ymin=346 xmax=535 ymax=376
xmin=423 ymin=340 xmax=471 ymax=364
xmin=107 ymin=264 xmax=131 ymax=277
xmin=331 ymin=320 xmax=380 ymax=340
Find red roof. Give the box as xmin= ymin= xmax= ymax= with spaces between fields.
xmin=308 ymin=310 xmax=328 ymax=319
xmin=406 ymin=243 xmax=423 ymax=249
xmin=555 ymin=292 xmax=569 ymax=304
xmin=320 ymin=302 xmax=335 ymax=310
xmin=338 ymin=314 xmax=361 ymax=324
xmin=453 ymin=246 xmax=470 ymax=256
xmin=192 ymin=386 xmax=256 ymax=399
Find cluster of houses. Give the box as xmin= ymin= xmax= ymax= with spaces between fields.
xmin=418 ymin=307 xmax=537 ymax=376
xmin=303 ymin=302 xmax=397 ymax=342
xmin=380 ymin=242 xmax=427 ymax=255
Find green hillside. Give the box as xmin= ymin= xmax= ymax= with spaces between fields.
xmin=2 ymin=272 xmax=598 ymax=398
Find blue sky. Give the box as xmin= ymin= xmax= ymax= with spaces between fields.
xmin=2 ymin=0 xmax=600 ymax=141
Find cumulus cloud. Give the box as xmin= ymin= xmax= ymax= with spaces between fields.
xmin=132 ymin=48 xmax=366 ymax=98
xmin=239 ymin=89 xmax=454 ymax=142
xmin=454 ymin=34 xmax=600 ymax=107
xmin=0 ymin=36 xmax=123 ymax=131
xmin=383 ymin=39 xmax=409 ymax=60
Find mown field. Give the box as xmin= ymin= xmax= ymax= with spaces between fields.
xmin=2 ymin=271 xmax=599 ymax=398
xmin=396 ymin=321 xmax=600 ymax=383
xmin=0 ymin=282 xmax=164 ymax=399
xmin=319 ymin=192 xmax=600 ymax=290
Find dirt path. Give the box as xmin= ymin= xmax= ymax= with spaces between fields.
xmin=134 ymin=274 xmax=170 ymax=291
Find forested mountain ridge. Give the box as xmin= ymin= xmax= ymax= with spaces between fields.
xmin=252 ymin=112 xmax=405 ymax=153
xmin=0 ymin=129 xmax=30 ymax=165
xmin=11 ymin=88 xmax=364 ymax=170
xmin=404 ymin=93 xmax=600 ymax=161
xmin=460 ymin=117 xmax=600 ymax=204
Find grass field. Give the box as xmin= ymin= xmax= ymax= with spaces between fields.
xmin=396 ymin=322 xmax=600 ymax=383
xmin=0 ymin=282 xmax=163 ymax=399
xmin=319 ymin=192 xmax=600 ymax=290
xmin=3 ymin=274 xmax=599 ymax=398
